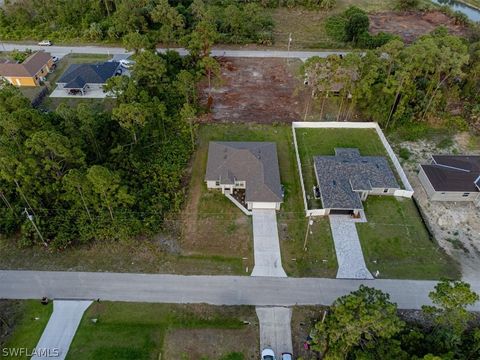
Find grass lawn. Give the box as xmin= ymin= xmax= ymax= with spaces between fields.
xmin=294 ymin=127 xmax=389 ymax=209
xmin=190 ymin=124 xmax=337 ymax=277
xmin=357 ymin=196 xmax=461 ymax=280
xmin=67 ymin=302 xmax=258 ymax=360
xmin=1 ymin=300 xmax=52 ymax=360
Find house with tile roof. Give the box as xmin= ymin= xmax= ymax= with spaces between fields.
xmin=0 ymin=51 xmax=53 ymax=86
xmin=419 ymin=155 xmax=480 ymax=202
xmin=205 ymin=142 xmax=283 ymax=211
xmin=56 ymin=61 xmax=120 ymax=96
xmin=313 ymin=148 xmax=400 ymax=216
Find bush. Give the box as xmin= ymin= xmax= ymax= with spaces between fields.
xmin=395 ymin=0 xmax=420 ymax=11
xmin=399 ymin=147 xmax=411 ymax=160
xmin=325 ymin=15 xmax=348 ymax=42
xmin=345 ymin=12 xmax=370 ymax=42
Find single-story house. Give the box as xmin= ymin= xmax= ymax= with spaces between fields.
xmin=205 ymin=141 xmax=283 ymax=211
xmin=314 ymin=148 xmax=400 ymax=216
xmin=419 ymin=155 xmax=480 ymax=202
xmin=56 ymin=61 xmax=120 ymax=95
xmin=0 ymin=51 xmax=53 ymax=86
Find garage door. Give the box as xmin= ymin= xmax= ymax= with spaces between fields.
xmin=251 ymin=202 xmax=277 ymax=210
xmin=329 ymin=209 xmax=354 ymax=215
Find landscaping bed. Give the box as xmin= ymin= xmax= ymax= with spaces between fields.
xmin=67 ymin=303 xmax=258 ymax=360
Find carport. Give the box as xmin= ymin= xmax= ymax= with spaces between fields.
xmin=63 ymin=76 xmax=87 ymax=96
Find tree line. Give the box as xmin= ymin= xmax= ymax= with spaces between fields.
xmin=0 ymin=48 xmax=212 ymax=248
xmin=304 ymin=280 xmax=480 ymax=360
xmin=304 ymin=28 xmax=480 ymax=133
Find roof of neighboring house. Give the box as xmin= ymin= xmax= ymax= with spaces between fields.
xmin=0 ymin=51 xmax=52 ymax=77
xmin=205 ymin=142 xmax=283 ymax=204
xmin=421 ymin=155 xmax=480 ymax=192
xmin=58 ymin=61 xmax=119 ymax=89
xmin=314 ymin=148 xmax=399 ymax=210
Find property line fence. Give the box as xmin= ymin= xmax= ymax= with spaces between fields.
xmin=292 ymin=121 xmax=414 ymax=217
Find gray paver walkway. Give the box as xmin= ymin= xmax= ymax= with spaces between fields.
xmin=256 ymin=307 xmax=293 ymax=357
xmin=251 ymin=209 xmax=287 ymax=277
xmin=31 ymin=300 xmax=92 ymax=360
xmin=329 ymin=215 xmax=373 ymax=279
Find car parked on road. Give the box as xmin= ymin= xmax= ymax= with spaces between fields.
xmin=262 ymin=348 xmax=276 ymax=360
xmin=281 ymin=352 xmax=293 ymax=360
xmin=38 ymin=40 xmax=52 ymax=46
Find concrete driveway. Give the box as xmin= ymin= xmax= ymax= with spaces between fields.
xmin=251 ymin=209 xmax=287 ymax=277
xmin=31 ymin=300 xmax=92 ymax=360
xmin=256 ymin=307 xmax=293 ymax=358
xmin=329 ymin=215 xmax=373 ymax=279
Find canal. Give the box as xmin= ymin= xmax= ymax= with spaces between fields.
xmin=431 ymin=0 xmax=480 ymax=22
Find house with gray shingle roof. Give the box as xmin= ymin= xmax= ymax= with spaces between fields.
xmin=313 ymin=148 xmax=399 ymax=216
xmin=56 ymin=61 xmax=120 ymax=96
xmin=205 ymin=142 xmax=283 ymax=211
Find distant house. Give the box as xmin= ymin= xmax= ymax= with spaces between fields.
xmin=313 ymin=148 xmax=400 ymax=216
xmin=56 ymin=61 xmax=120 ymax=96
xmin=205 ymin=142 xmax=283 ymax=211
xmin=419 ymin=155 xmax=480 ymax=202
xmin=0 ymin=51 xmax=53 ymax=86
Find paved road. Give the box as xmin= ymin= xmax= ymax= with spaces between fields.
xmin=256 ymin=307 xmax=293 ymax=357
xmin=0 ymin=43 xmax=348 ymax=60
xmin=1 ymin=270 xmax=480 ymax=310
xmin=251 ymin=209 xmax=287 ymax=277
xmin=329 ymin=215 xmax=373 ymax=280
xmin=31 ymin=300 xmax=92 ymax=360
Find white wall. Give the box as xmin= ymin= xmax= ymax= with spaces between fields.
xmin=249 ymin=202 xmax=280 ymax=210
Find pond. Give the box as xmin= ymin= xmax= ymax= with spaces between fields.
xmin=431 ymin=0 xmax=480 ymax=22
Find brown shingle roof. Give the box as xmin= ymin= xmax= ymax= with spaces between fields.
xmin=0 ymin=51 xmax=51 ymax=77
xmin=421 ymin=155 xmax=480 ymax=192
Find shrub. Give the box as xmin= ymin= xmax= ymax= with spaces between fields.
xmin=395 ymin=0 xmax=420 ymax=11
xmin=399 ymin=147 xmax=411 ymax=160
xmin=345 ymin=12 xmax=370 ymax=42
xmin=325 ymin=15 xmax=347 ymax=42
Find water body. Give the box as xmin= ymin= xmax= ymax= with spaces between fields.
xmin=431 ymin=0 xmax=480 ymax=22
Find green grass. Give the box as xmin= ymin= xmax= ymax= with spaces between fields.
xmin=357 ymin=196 xmax=461 ymax=280
xmin=197 ymin=124 xmax=337 ymax=277
xmin=295 ymin=127 xmax=389 ymax=209
xmin=2 ymin=301 xmax=52 ymax=360
xmin=67 ymin=302 xmax=256 ymax=360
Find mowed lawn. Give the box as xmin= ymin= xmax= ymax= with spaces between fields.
xmin=295 ymin=127 xmax=388 ymax=209
xmin=294 ymin=127 xmax=459 ymax=279
xmin=67 ymin=302 xmax=258 ymax=360
xmin=2 ymin=301 xmax=53 ymax=360
xmin=357 ymin=196 xmax=460 ymax=279
xmin=190 ymin=124 xmax=337 ymax=277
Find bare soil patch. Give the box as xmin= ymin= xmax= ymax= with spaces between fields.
xmin=369 ymin=11 xmax=470 ymax=43
xmin=396 ymin=132 xmax=480 ymax=282
xmin=163 ymin=327 xmax=259 ymax=360
xmin=201 ymin=57 xmax=307 ymax=123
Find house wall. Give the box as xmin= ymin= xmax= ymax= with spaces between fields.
xmin=369 ymin=188 xmax=397 ymax=196
xmin=4 ymin=76 xmax=37 ymax=86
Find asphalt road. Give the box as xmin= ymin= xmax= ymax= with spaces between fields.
xmin=0 ymin=43 xmax=348 ymax=60
xmin=1 ymin=270 xmax=479 ymax=310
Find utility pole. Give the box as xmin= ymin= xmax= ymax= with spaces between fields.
xmin=303 ymin=215 xmax=313 ymax=251
xmin=23 ymin=208 xmax=47 ymax=247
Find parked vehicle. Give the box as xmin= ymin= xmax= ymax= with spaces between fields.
xmin=38 ymin=40 xmax=52 ymax=46
xmin=115 ymin=68 xmax=123 ymax=76
xmin=119 ymin=59 xmax=135 ymax=69
xmin=281 ymin=353 xmax=293 ymax=360
xmin=262 ymin=348 xmax=276 ymax=360
xmin=52 ymin=56 xmax=59 ymax=62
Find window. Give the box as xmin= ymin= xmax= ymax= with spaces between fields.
xmin=215 ymin=180 xmax=220 ymax=186
xmin=383 ymin=189 xmax=388 ymax=193
xmin=462 ymin=193 xmax=470 ymax=197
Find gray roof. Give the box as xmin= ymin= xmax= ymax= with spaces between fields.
xmin=314 ymin=148 xmax=399 ymax=210
xmin=205 ymin=142 xmax=283 ymax=203
xmin=58 ymin=61 xmax=119 ymax=88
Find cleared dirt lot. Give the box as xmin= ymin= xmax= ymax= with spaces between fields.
xmin=202 ymin=57 xmax=307 ymax=123
xmin=369 ymin=11 xmax=470 ymax=43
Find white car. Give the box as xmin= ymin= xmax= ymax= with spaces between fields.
xmin=52 ymin=56 xmax=59 ymax=62
xmin=281 ymin=353 xmax=293 ymax=360
xmin=38 ymin=40 xmax=52 ymax=46
xmin=262 ymin=348 xmax=276 ymax=360
xmin=119 ymin=59 xmax=135 ymax=69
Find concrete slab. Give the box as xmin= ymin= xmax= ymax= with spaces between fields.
xmin=329 ymin=215 xmax=373 ymax=280
xmin=49 ymin=87 xmax=112 ymax=99
xmin=31 ymin=300 xmax=92 ymax=360
xmin=251 ymin=209 xmax=287 ymax=277
xmin=256 ymin=307 xmax=292 ymax=358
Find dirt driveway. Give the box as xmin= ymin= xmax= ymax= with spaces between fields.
xmin=369 ymin=11 xmax=470 ymax=43
xmin=201 ymin=57 xmax=307 ymax=123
